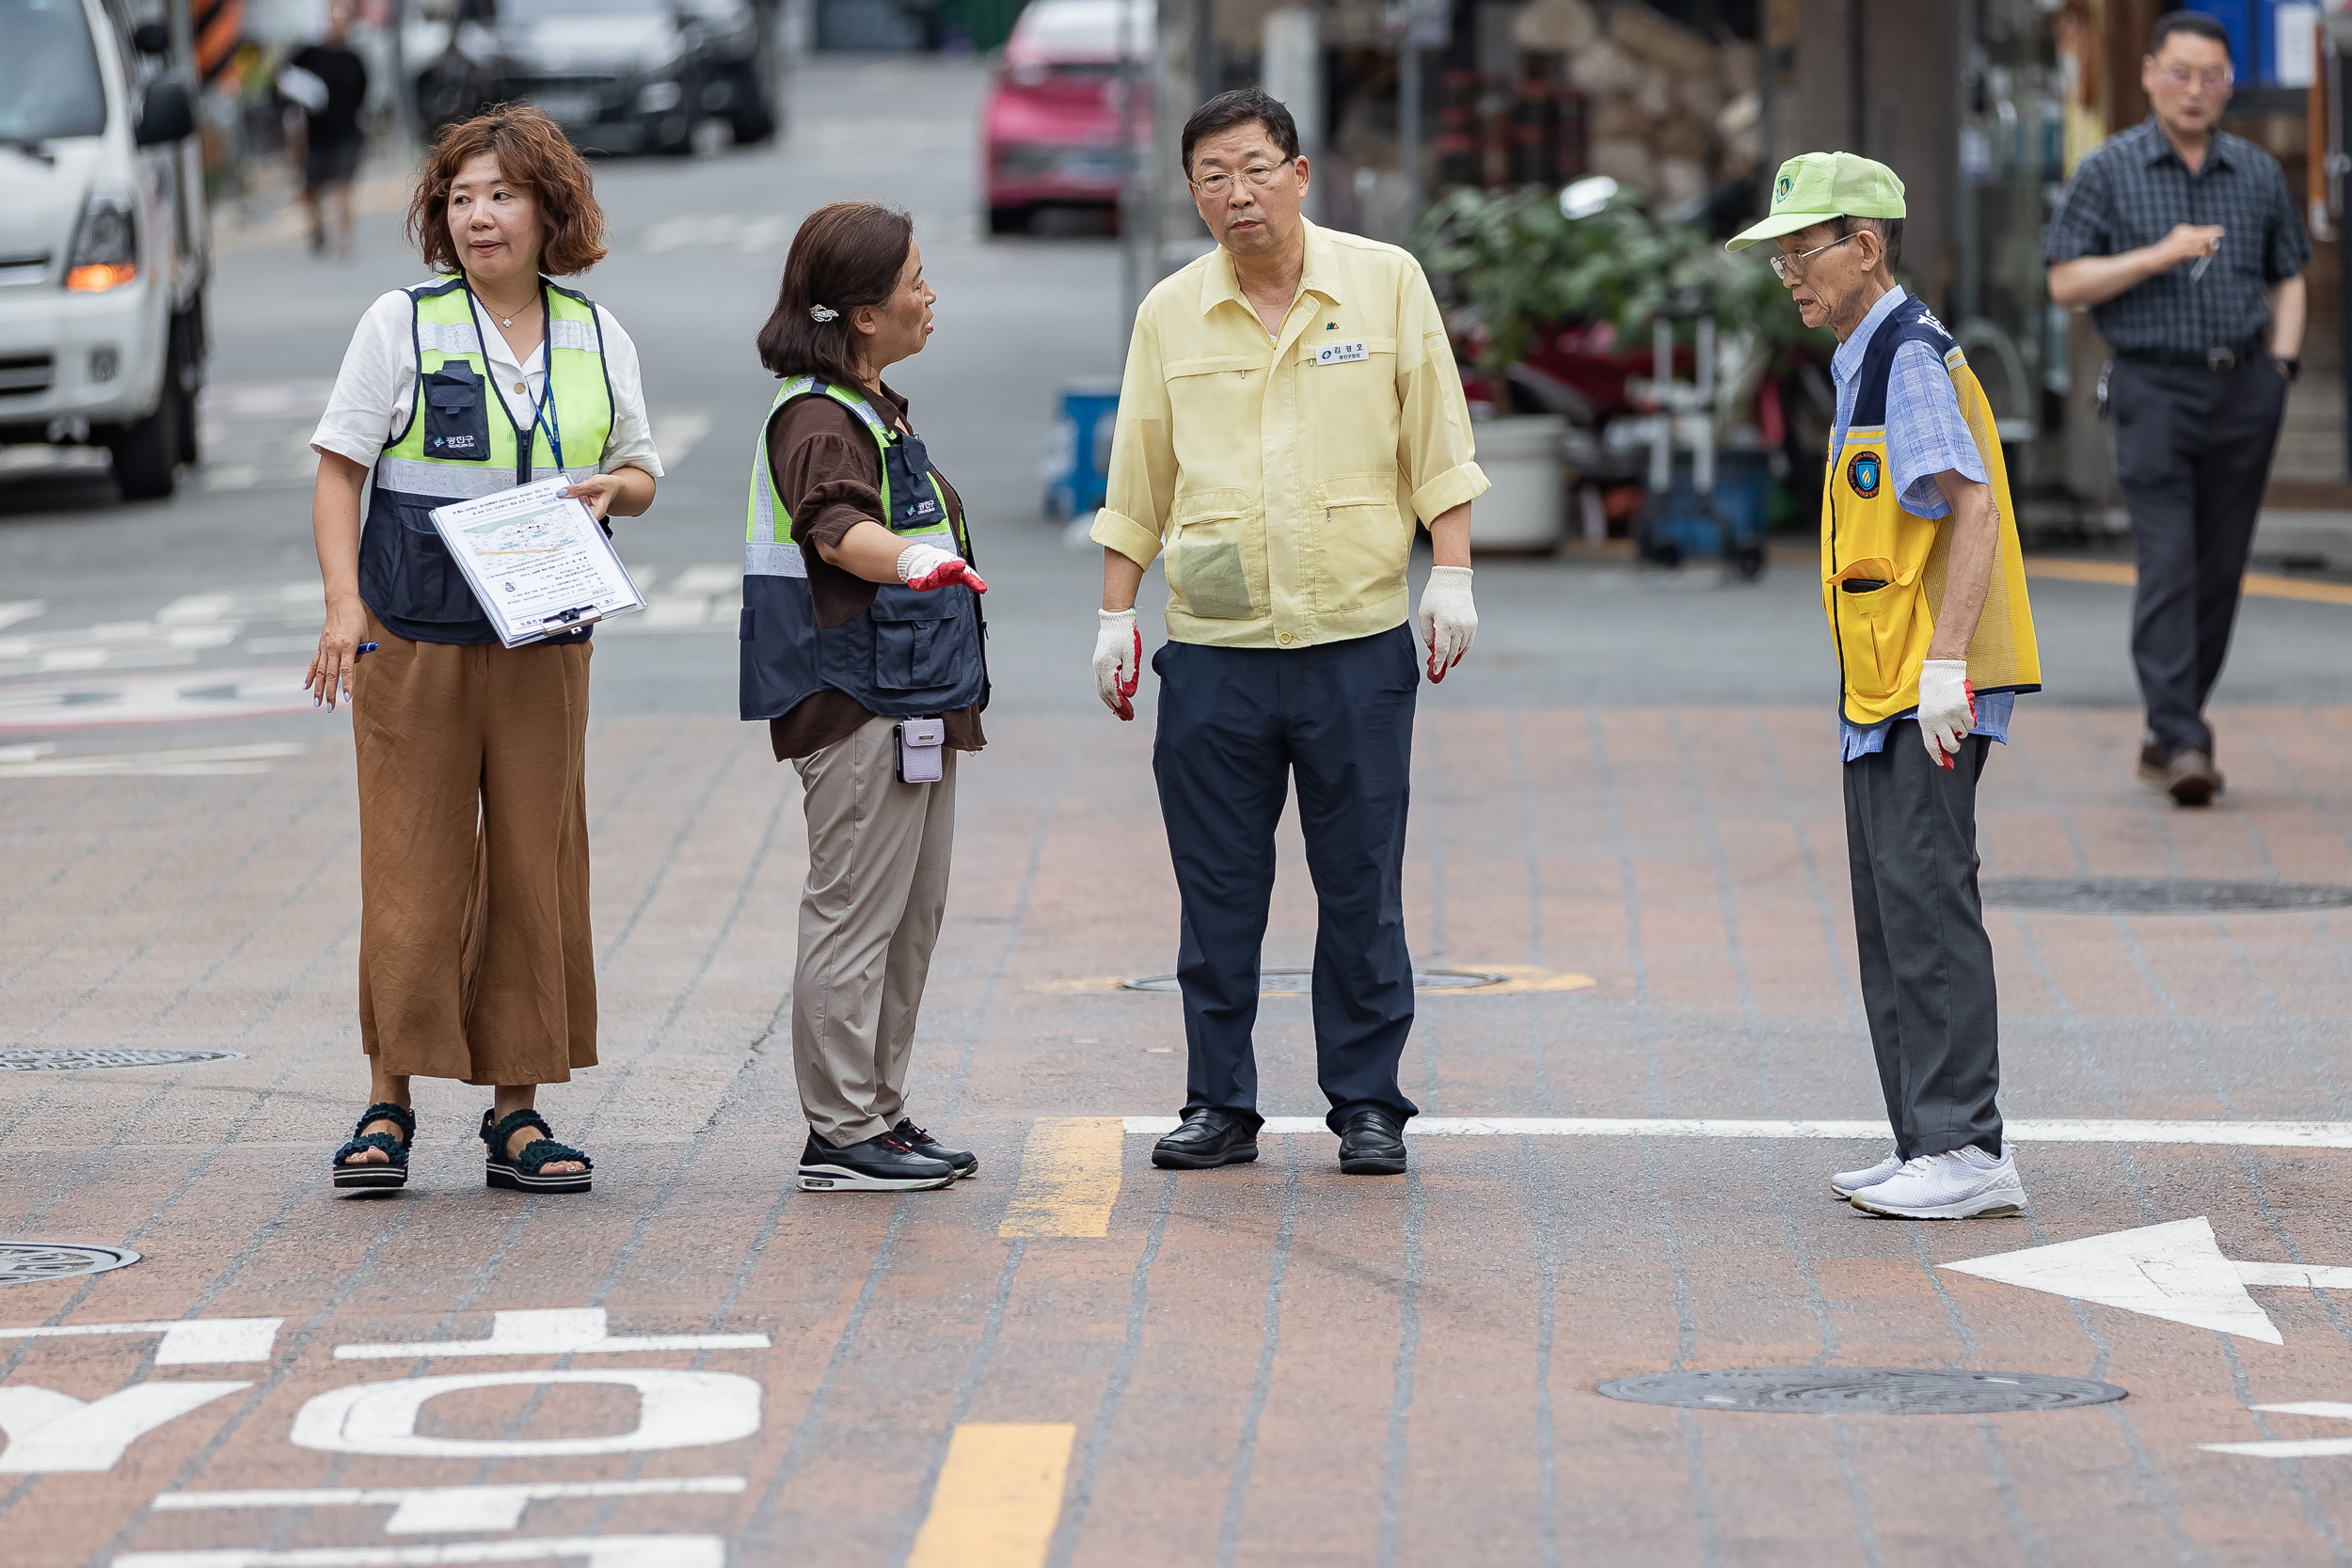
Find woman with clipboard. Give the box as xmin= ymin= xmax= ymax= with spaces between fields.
xmin=303 ymin=106 xmax=660 ymax=1196
xmin=741 ymin=203 xmax=991 ymax=1193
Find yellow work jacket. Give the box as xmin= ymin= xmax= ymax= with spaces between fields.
xmin=1092 ymin=219 xmax=1489 ymax=649
xmin=1822 ymin=293 xmax=2042 ymax=725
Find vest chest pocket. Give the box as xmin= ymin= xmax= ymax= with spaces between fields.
xmin=869 ymin=584 xmax=967 ymax=692
xmin=421 ymin=365 xmax=491 ymax=462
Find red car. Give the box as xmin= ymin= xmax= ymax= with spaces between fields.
xmin=983 ymin=0 xmax=1149 ymax=235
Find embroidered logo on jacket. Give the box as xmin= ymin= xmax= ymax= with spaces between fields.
xmin=1847 ymin=450 xmax=1883 ymax=498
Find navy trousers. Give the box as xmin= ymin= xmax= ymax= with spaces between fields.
xmin=1152 ymin=624 xmax=1421 ymax=1134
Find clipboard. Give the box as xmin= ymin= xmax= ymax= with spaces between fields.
xmin=427 ymin=477 xmax=648 ymax=649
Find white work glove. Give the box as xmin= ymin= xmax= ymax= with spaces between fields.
xmin=895 ymin=541 xmax=988 ymax=594
xmin=1916 ymin=658 xmax=1975 ymax=770
xmin=1416 ymin=564 xmax=1477 ymax=683
xmin=1095 ymin=607 xmax=1140 ymax=721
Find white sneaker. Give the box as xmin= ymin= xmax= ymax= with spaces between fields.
xmin=1849 ymin=1147 xmax=2027 ymax=1219
xmin=1830 ymin=1149 xmax=1903 ymax=1200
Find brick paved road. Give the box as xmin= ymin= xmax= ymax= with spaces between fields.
xmin=8 ymin=701 xmax=2352 ymax=1565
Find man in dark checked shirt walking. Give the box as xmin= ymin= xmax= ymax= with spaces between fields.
xmin=2045 ymin=8 xmax=2308 ymax=807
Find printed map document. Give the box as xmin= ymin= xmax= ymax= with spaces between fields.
xmin=429 ymin=478 xmax=646 ymax=648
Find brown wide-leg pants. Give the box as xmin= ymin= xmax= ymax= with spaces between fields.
xmin=351 ymin=610 xmax=596 ymax=1085
xmin=790 ymin=715 xmax=957 ymax=1145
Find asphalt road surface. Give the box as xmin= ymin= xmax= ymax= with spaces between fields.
xmin=8 ymin=55 xmax=2352 ymax=1568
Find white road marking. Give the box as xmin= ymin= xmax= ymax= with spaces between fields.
xmin=2205 ymin=1403 xmax=2352 ymax=1459
xmin=0 ymin=667 xmax=313 ymax=730
xmin=651 ymin=411 xmax=713 ymax=467
xmin=290 ymin=1370 xmax=762 ymax=1458
xmin=114 ymin=1539 xmax=725 ymax=1568
xmin=0 ymin=601 xmax=45 ymax=631
xmin=0 ymin=1317 xmax=281 ymax=1363
xmin=1117 ymin=1116 xmax=2352 ymax=1148
xmin=0 ymin=1381 xmax=251 ymax=1473
xmin=1943 ymin=1217 xmax=2327 ymax=1345
xmin=0 ymin=742 xmax=304 ymax=778
xmin=154 ymin=1477 xmax=747 ymax=1534
xmin=333 ymin=1307 xmax=769 ymax=1360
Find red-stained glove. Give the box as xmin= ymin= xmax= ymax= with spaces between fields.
xmin=1917 ymin=658 xmax=1975 ymax=769
xmin=896 ymin=541 xmax=988 ymax=594
xmin=1416 ymin=564 xmax=1477 ymax=683
xmin=1095 ymin=607 xmax=1141 ymax=721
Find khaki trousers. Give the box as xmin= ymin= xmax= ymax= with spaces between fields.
xmin=791 ymin=715 xmax=957 ymax=1144
xmin=351 ymin=611 xmax=596 ymax=1085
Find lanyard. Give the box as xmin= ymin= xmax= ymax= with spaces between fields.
xmin=463 ymin=277 xmax=562 ymax=477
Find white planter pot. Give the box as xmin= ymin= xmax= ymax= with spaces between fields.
xmin=1467 ymin=414 xmax=1565 ymax=551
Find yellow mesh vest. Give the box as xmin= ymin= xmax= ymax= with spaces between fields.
xmin=1821 ymin=297 xmax=2042 ymax=727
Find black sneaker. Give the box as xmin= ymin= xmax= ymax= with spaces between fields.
xmin=798 ymin=1129 xmax=955 ymax=1192
xmin=893 ymin=1118 xmax=977 ymax=1179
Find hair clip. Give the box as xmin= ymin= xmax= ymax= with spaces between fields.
xmin=809 ymin=304 xmax=838 ymax=323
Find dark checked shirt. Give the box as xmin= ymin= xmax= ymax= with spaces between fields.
xmin=2042 ymin=118 xmax=2309 ymax=354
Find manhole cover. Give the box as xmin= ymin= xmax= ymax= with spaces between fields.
xmin=0 ymin=1047 xmax=245 ymax=1071
xmin=1121 ymin=968 xmax=1506 ymax=994
xmin=1981 ymin=877 xmax=2352 ymax=914
xmin=0 ymin=1243 xmax=141 ymax=1283
xmin=1597 ymin=1368 xmax=2125 ymax=1415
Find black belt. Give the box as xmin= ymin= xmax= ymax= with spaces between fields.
xmin=2116 ymin=338 xmax=2268 ymax=372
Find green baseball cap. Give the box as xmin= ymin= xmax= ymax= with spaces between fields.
xmin=1725 ymin=150 xmax=1907 ymax=251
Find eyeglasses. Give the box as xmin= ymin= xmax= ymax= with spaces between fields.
xmin=1191 ymin=158 xmax=1295 ymax=199
xmin=2156 ymin=64 xmax=2233 ymax=91
xmin=1770 ymin=231 xmax=1856 ymax=282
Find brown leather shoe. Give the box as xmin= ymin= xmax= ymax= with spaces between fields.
xmin=2137 ymin=740 xmax=2169 ymax=782
xmin=2164 ymin=748 xmax=2221 ymax=806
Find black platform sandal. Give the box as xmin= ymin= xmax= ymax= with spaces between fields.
xmin=481 ymin=1108 xmax=594 ymax=1194
xmin=331 ymin=1102 xmax=415 ymax=1192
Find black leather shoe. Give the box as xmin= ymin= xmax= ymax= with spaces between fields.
xmin=1337 ymin=1109 xmax=1407 ymax=1175
xmin=894 ymin=1118 xmax=977 ymax=1179
xmin=1152 ymin=1107 xmax=1259 ymax=1170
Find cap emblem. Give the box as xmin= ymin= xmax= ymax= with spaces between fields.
xmin=1774 ymin=173 xmax=1794 ymax=204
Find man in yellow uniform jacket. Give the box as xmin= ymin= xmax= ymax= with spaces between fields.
xmin=1729 ymin=152 xmax=2043 ymax=1219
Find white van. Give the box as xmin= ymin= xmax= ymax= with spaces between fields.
xmin=0 ymin=0 xmax=205 ymax=499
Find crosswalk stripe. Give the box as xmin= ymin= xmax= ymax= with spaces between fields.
xmin=1119 ymin=1116 xmax=2352 ymax=1148
xmin=999 ymin=1117 xmax=1125 ymax=1239
xmin=907 ymin=1423 xmax=1076 ymax=1568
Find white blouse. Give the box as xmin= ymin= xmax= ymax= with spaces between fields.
xmin=310 ymin=281 xmax=664 ymax=480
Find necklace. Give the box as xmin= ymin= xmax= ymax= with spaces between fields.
xmin=476 ymin=285 xmax=538 ymax=330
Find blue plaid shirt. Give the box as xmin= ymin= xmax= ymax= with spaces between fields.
xmin=1828 ymin=286 xmax=2015 ymax=761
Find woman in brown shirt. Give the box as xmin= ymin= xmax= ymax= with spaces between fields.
xmin=741 ymin=201 xmax=991 ymax=1193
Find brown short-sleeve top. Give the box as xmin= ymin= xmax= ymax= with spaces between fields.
xmin=762 ymin=380 xmax=985 ymax=761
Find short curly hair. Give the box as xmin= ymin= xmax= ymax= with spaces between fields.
xmin=406 ymin=105 xmax=608 ymax=277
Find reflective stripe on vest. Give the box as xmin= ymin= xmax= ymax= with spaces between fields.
xmin=1820 ymin=294 xmax=2042 ymax=726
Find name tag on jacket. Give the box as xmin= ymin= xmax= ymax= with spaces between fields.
xmin=1315 ymin=339 xmax=1370 ymax=367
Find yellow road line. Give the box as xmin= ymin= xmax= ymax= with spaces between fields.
xmin=998 ymin=1117 xmax=1125 ymax=1240
xmin=2024 ymin=555 xmax=2352 ymax=605
xmin=908 ymin=1423 xmax=1077 ymax=1568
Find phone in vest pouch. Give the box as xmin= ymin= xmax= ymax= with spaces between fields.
xmin=894 ymin=719 xmax=946 ymax=784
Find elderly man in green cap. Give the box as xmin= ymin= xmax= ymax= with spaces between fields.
xmin=1728 ymin=151 xmax=2044 ymax=1220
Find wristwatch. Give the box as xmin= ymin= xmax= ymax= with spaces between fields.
xmin=2278 ymin=356 xmax=2302 ymax=383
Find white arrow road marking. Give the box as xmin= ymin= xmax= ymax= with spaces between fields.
xmin=112 ymin=1538 xmax=724 ymax=1568
xmin=153 ymin=1476 xmax=747 ymax=1534
xmin=0 ymin=1317 xmax=282 ymax=1363
xmin=1118 ymin=1117 xmax=2352 ymax=1148
xmin=1944 ymin=1217 xmax=2306 ymax=1344
xmin=333 ymin=1307 xmax=769 ymax=1360
xmin=2203 ymin=1403 xmax=2352 ymax=1459
xmin=0 ymin=1381 xmax=250 ymax=1472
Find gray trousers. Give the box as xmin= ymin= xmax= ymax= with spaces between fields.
xmin=791 ymin=715 xmax=957 ymax=1145
xmin=1843 ymin=727 xmax=2002 ymax=1160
